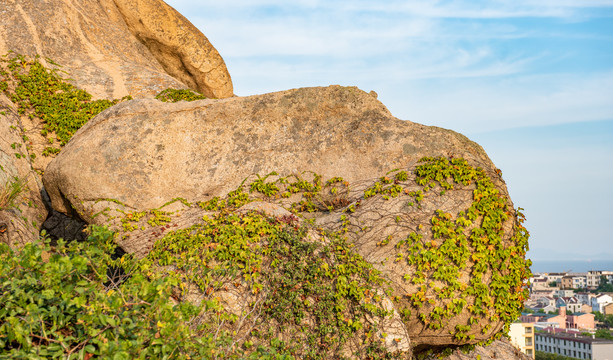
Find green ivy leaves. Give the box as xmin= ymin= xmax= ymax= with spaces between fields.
xmin=0 ymin=228 xmax=219 ymax=359
xmin=0 ymin=53 xmax=131 ymax=159
xmin=143 ymin=210 xmax=394 ymax=359
xmin=394 ymin=157 xmax=531 ymax=343
xmin=155 ymin=88 xmax=207 ymax=103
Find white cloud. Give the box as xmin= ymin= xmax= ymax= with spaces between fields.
xmin=163 ymin=1 xmax=613 ymax=260
xmin=168 ymin=0 xmax=613 ymax=20
xmin=383 ymin=71 xmax=613 ymax=133
xmin=165 ymin=0 xmax=613 ymax=133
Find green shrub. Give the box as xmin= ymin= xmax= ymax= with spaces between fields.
xmin=0 ymin=227 xmax=229 ymax=359
xmin=595 ymin=329 xmax=613 ymax=340
xmin=155 ymin=89 xmax=207 ymax=103
xmin=0 ymin=176 xmax=25 ymax=211
xmin=0 ymin=53 xmax=130 ymax=152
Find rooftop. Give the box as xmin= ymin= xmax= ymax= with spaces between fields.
xmin=568 ymin=312 xmax=592 ymax=317
xmin=536 ymin=330 xmax=613 ymax=344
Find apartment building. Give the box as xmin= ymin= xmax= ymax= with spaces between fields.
xmin=604 ymin=303 xmax=613 ymax=316
xmin=509 ymin=322 xmax=536 ymax=358
xmin=535 ymin=330 xmax=613 ymax=360
xmin=548 ymin=273 xmax=567 ymax=285
xmin=591 ymin=294 xmax=613 ymax=313
xmin=587 ymin=271 xmax=613 ymax=290
xmin=577 ymin=293 xmax=597 ymax=306
xmin=562 ymin=275 xmax=588 ymax=290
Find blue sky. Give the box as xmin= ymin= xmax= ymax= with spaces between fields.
xmin=165 ymin=0 xmax=613 ymax=262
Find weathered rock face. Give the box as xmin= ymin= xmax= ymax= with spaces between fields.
xmin=43 ymin=85 xmax=531 ymax=349
xmin=0 ymin=0 xmax=232 ymax=99
xmin=112 ymin=0 xmax=233 ymax=99
xmin=430 ymin=339 xmax=531 ymax=360
xmin=1 ymin=1 xmax=531 ymax=355
xmin=43 ymin=85 xmax=498 ymax=217
xmin=0 ymin=94 xmax=47 ymax=247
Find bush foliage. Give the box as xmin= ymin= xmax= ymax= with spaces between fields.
xmin=0 ymin=227 xmax=221 ymax=359
xmin=0 ymin=53 xmax=130 ymax=156
xmin=0 ymin=219 xmax=399 ymax=359
xmin=154 ymin=89 xmax=207 ymax=103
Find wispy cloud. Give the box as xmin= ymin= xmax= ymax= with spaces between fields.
xmin=166 ymin=0 xmax=613 ymax=133
xmin=389 ymin=71 xmax=613 ymax=133
xmin=164 ymin=1 xmax=613 ymax=260
xmin=169 ymin=0 xmax=613 ymax=19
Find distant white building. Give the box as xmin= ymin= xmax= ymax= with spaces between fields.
xmin=548 ymin=273 xmax=567 ymax=285
xmin=573 ymin=276 xmax=587 ymax=289
xmin=509 ymin=322 xmax=536 ymax=359
xmin=557 ymin=289 xmax=575 ymax=298
xmin=556 ymin=297 xmax=584 ymax=313
xmin=531 ymin=278 xmax=553 ymax=292
xmin=577 ymin=292 xmax=597 ymax=306
xmin=587 ymin=271 xmax=613 ymax=290
xmin=530 ymin=289 xmax=557 ymax=300
xmin=591 ymin=294 xmax=613 ymax=313
xmin=536 ymin=330 xmax=613 ymax=360
xmin=539 ymin=296 xmax=556 ymax=308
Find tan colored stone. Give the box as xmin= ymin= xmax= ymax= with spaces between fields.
xmin=44 ymin=85 xmax=498 ymax=219
xmin=427 ymin=339 xmax=531 ymax=360
xmin=0 ymin=94 xmax=48 ymax=247
xmin=43 ymin=85 xmax=523 ymax=349
xmin=113 ymin=0 xmax=233 ymax=99
xmin=0 ymin=0 xmax=232 ymax=99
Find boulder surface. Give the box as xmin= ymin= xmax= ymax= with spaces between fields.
xmin=0 ymin=0 xmax=232 ymax=99
xmin=43 ymin=85 xmax=531 ymax=348
xmin=431 ymin=339 xmax=531 ymax=360
xmin=112 ymin=0 xmax=233 ymax=98
xmin=0 ymin=94 xmax=47 ymax=247
xmin=44 ymin=85 xmax=499 ymax=217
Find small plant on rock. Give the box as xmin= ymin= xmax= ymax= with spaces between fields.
xmin=0 ymin=176 xmax=25 ymax=211
xmin=155 ymin=88 xmax=207 ymax=102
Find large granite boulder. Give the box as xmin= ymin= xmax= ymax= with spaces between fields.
xmin=43 ymin=85 xmax=498 ymax=216
xmin=0 ymin=94 xmax=47 ymax=247
xmin=112 ymin=0 xmax=233 ymax=98
xmin=0 ymin=0 xmax=232 ymax=99
xmin=429 ymin=339 xmax=531 ymax=360
xmin=43 ymin=85 xmax=531 ymax=349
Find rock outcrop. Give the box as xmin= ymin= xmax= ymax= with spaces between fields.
xmin=43 ymin=85 xmax=531 ymax=349
xmin=112 ymin=0 xmax=233 ymax=99
xmin=44 ymin=86 xmax=498 ymax=217
xmin=431 ymin=339 xmax=531 ymax=360
xmin=2 ymin=1 xmax=532 ymax=356
xmin=0 ymin=0 xmax=232 ymax=99
xmin=0 ymin=94 xmax=47 ymax=247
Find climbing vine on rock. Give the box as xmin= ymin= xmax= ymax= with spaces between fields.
xmin=155 ymin=88 xmax=207 ymax=102
xmin=391 ymin=157 xmax=531 ymax=342
xmin=81 ymin=152 xmax=531 ymax=357
xmin=0 ymin=52 xmax=130 ymax=157
xmin=142 ymin=208 xmax=399 ymax=359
